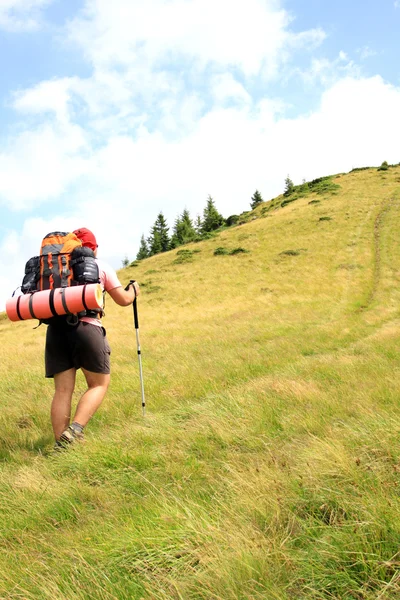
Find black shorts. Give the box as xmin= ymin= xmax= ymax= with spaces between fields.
xmin=45 ymin=320 xmax=111 ymax=378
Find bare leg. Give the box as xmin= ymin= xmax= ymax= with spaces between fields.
xmin=52 ymin=369 xmax=76 ymax=440
xmin=72 ymin=369 xmax=110 ymax=428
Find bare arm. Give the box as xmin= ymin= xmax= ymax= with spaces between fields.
xmin=108 ymin=281 xmax=140 ymax=307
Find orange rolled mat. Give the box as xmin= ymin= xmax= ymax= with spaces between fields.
xmin=6 ymin=284 xmax=103 ymax=322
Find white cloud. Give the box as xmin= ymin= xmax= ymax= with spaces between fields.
xmin=298 ymin=51 xmax=360 ymax=86
xmin=358 ymin=46 xmax=378 ymax=60
xmin=67 ymin=0 xmax=324 ymax=78
xmin=211 ymin=74 xmax=252 ymax=106
xmin=0 ymin=121 xmax=89 ymax=210
xmin=13 ymin=78 xmax=78 ymax=123
xmin=0 ymin=0 xmax=52 ymax=31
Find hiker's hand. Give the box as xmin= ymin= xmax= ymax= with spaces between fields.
xmin=110 ymin=281 xmax=140 ymax=307
xmin=131 ymin=281 xmax=140 ymax=297
xmin=124 ymin=280 xmax=140 ymax=297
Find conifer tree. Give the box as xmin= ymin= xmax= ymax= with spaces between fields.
xmin=201 ymin=195 xmax=225 ymax=233
xmin=148 ymin=212 xmax=170 ymax=255
xmin=147 ymin=228 xmax=161 ymax=256
xmin=170 ymin=208 xmax=196 ymax=248
xmin=250 ymin=189 xmax=263 ymax=209
xmin=194 ymin=214 xmax=202 ymax=236
xmin=136 ymin=235 xmax=150 ymax=260
xmin=284 ymin=175 xmax=295 ymax=196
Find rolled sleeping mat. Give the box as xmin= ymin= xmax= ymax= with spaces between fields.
xmin=6 ymin=283 xmax=103 ymax=322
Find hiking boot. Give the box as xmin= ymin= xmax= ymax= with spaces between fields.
xmin=59 ymin=425 xmax=85 ymax=446
xmin=53 ymin=440 xmax=67 ymax=452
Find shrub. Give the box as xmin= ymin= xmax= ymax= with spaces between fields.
xmin=280 ymin=250 xmax=300 ymax=256
xmin=351 ymin=166 xmax=371 ymax=172
xmin=319 ymin=216 xmax=332 ymax=222
xmin=281 ymin=196 xmax=298 ymax=208
xmin=226 ymin=215 xmax=240 ymax=227
xmin=200 ymin=231 xmax=218 ymax=241
xmin=378 ymin=161 xmax=389 ymax=171
xmin=229 ymin=247 xmax=249 ymax=255
xmin=279 ymin=176 xmax=341 ymax=207
xmin=214 ymin=247 xmax=229 ymax=256
xmin=297 ymin=181 xmax=310 ymax=194
xmin=129 ymin=260 xmax=140 ymax=267
xmin=173 ymin=250 xmax=194 ymax=264
xmin=309 ymin=177 xmax=340 ymax=195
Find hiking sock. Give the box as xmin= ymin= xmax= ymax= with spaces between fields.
xmin=70 ymin=422 xmax=84 ymax=435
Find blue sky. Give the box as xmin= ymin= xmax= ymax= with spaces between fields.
xmin=0 ymin=0 xmax=399 ymax=310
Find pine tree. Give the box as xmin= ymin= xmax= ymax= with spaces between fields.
xmin=148 ymin=212 xmax=170 ymax=255
xmin=284 ymin=175 xmax=295 ymax=197
xmin=170 ymin=208 xmax=196 ymax=248
xmin=157 ymin=212 xmax=170 ymax=252
xmin=378 ymin=160 xmax=389 ymax=171
xmin=194 ymin=215 xmax=202 ymax=236
xmin=136 ymin=235 xmax=149 ymax=260
xmin=201 ymin=196 xmax=225 ymax=234
xmin=147 ymin=227 xmax=161 ymax=256
xmin=169 ymin=216 xmax=181 ymax=250
xmin=250 ymin=189 xmax=263 ymax=209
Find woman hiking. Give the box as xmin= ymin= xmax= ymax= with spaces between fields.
xmin=45 ymin=227 xmax=140 ymax=450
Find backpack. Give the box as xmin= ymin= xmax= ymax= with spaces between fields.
xmin=21 ymin=231 xmax=101 ymax=322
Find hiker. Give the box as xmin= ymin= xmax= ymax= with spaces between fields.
xmin=45 ymin=227 xmax=140 ymax=449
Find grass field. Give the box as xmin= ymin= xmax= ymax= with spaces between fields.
xmin=1 ymin=166 xmax=400 ymax=599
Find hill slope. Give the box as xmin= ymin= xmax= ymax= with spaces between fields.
xmin=1 ymin=166 xmax=400 ymax=599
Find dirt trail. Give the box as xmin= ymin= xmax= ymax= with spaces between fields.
xmin=363 ymin=195 xmax=396 ymax=310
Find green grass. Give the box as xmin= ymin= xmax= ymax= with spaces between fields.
xmin=1 ymin=166 xmax=400 ymax=598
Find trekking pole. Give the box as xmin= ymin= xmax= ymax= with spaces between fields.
xmin=126 ymin=280 xmax=146 ymax=416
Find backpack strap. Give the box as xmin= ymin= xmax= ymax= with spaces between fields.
xmin=48 ymin=289 xmax=58 ymax=318
xmin=60 ymin=288 xmax=69 ymax=314
xmin=28 ymin=294 xmax=38 ymax=320
xmin=59 ymin=255 xmax=70 ymax=288
xmin=16 ymin=296 xmax=23 ymax=321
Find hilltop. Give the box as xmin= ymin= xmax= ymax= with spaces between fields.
xmin=1 ymin=165 xmax=400 ymax=599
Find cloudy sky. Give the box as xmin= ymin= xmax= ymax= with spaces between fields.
xmin=0 ymin=0 xmax=400 ymax=310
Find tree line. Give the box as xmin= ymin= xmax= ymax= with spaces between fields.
xmin=127 ymin=190 xmax=266 ymax=263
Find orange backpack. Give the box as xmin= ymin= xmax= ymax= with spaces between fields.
xmin=39 ymin=232 xmax=83 ymax=290
xmin=21 ymin=231 xmax=99 ymax=295
xmin=20 ymin=231 xmax=101 ymax=323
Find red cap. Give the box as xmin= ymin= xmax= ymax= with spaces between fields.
xmin=73 ymin=228 xmax=98 ymax=251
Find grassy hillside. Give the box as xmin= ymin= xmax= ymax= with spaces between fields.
xmin=1 ymin=166 xmax=400 ymax=599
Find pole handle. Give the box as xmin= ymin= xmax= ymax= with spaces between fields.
xmin=125 ymin=279 xmax=139 ymax=328
xmin=133 ymin=297 xmax=139 ymax=329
